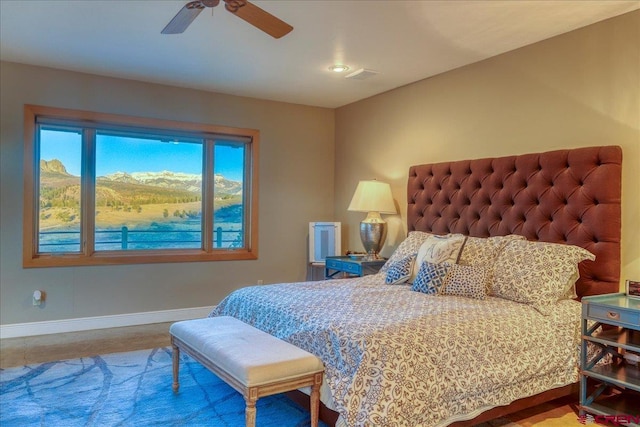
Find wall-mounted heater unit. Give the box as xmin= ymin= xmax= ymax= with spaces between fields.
xmin=309 ymin=222 xmax=341 ymax=263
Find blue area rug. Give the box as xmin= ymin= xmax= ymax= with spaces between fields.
xmin=0 ymin=347 xmax=327 ymax=426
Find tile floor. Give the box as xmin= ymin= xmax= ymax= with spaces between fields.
xmin=0 ymin=322 xmax=172 ymax=368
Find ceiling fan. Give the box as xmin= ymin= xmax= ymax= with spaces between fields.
xmin=162 ymin=0 xmax=293 ymax=39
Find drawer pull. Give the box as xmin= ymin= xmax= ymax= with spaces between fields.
xmin=607 ymin=311 xmax=620 ymax=320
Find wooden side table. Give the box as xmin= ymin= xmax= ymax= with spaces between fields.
xmin=324 ymin=256 xmax=386 ymax=279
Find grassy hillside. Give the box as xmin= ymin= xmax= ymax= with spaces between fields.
xmin=39 ymin=160 xmax=241 ymax=230
xmin=96 ymin=179 xmax=201 ymax=207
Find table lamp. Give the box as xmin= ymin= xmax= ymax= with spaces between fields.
xmin=347 ymin=180 xmax=396 ymax=260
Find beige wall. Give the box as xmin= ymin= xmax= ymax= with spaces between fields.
xmin=1 ymin=10 xmax=638 ymax=327
xmin=0 ymin=62 xmax=335 ymax=324
xmin=335 ymin=11 xmax=639 ymax=287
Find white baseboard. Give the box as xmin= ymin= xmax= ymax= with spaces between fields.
xmin=0 ymin=306 xmax=215 ymax=339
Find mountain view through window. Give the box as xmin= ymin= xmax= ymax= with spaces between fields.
xmin=38 ymin=129 xmax=245 ymax=253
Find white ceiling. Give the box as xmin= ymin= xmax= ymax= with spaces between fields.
xmin=1 ymin=0 xmax=638 ymax=108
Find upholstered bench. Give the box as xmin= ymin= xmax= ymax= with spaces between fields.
xmin=170 ymin=316 xmax=324 ymax=427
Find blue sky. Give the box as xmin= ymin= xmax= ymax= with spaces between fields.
xmin=39 ymin=129 xmax=245 ymax=181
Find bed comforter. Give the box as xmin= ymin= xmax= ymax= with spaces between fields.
xmin=210 ymin=273 xmax=581 ymax=427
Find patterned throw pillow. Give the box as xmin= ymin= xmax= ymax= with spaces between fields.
xmin=408 ymin=234 xmax=467 ymax=283
xmin=385 ymin=254 xmax=416 ymax=285
xmin=458 ymin=235 xmax=526 ymax=265
xmin=411 ymin=261 xmax=451 ymax=295
xmin=380 ymin=231 xmax=432 ymax=273
xmin=493 ymin=240 xmax=595 ymax=314
xmin=441 ymin=264 xmax=487 ymax=300
xmin=458 ymin=235 xmax=526 ymax=294
xmin=562 ymin=266 xmax=580 ymax=299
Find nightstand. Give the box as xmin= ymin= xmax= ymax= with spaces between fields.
xmin=580 ymin=293 xmax=640 ymax=424
xmin=324 ymin=256 xmax=386 ymax=279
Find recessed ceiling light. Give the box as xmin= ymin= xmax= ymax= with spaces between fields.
xmin=329 ymin=65 xmax=349 ymax=73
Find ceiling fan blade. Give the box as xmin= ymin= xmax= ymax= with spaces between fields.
xmin=224 ymin=1 xmax=293 ymax=39
xmin=162 ymin=1 xmax=205 ymax=34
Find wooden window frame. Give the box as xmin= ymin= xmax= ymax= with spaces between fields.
xmin=23 ymin=105 xmax=259 ymax=267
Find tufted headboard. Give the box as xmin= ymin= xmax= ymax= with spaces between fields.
xmin=407 ymin=146 xmax=622 ymax=298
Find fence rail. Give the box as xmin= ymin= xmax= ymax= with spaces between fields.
xmin=39 ymin=226 xmax=242 ymax=251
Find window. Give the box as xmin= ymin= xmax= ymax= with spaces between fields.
xmin=23 ymin=105 xmax=259 ymax=267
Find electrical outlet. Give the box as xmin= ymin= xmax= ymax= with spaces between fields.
xmin=257 ymin=279 xmax=263 ymax=285
xmin=33 ymin=290 xmax=44 ymax=306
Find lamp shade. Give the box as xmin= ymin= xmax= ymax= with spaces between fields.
xmin=347 ymin=180 xmax=396 ymax=214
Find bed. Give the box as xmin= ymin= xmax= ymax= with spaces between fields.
xmin=210 ymin=145 xmax=622 ymax=427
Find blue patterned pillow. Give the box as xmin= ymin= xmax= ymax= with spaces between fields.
xmin=412 ymin=261 xmax=451 ymax=294
xmin=441 ymin=264 xmax=487 ymax=300
xmin=385 ymin=254 xmax=416 ymax=285
xmin=380 ymin=231 xmax=432 ymax=273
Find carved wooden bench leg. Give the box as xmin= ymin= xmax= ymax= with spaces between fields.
xmin=310 ymin=372 xmax=322 ymax=427
xmin=245 ymin=387 xmax=258 ymax=427
xmin=172 ymin=339 xmax=180 ymax=393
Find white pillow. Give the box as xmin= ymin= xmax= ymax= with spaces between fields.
xmin=408 ymin=234 xmax=467 ymax=283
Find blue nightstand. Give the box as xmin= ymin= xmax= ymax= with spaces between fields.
xmin=324 ymin=256 xmax=386 ymax=279
xmin=580 ymin=293 xmax=640 ymax=423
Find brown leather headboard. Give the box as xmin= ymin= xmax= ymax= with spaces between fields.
xmin=407 ymin=146 xmax=622 ymax=298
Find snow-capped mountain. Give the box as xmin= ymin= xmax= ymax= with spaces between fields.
xmin=100 ymin=170 xmax=242 ymax=195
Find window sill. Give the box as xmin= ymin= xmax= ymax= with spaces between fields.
xmin=23 ymin=248 xmax=258 ymax=268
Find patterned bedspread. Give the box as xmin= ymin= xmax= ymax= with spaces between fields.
xmin=210 ymin=273 xmax=581 ymax=427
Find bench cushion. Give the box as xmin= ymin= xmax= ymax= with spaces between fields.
xmin=170 ymin=316 xmax=324 ymax=387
